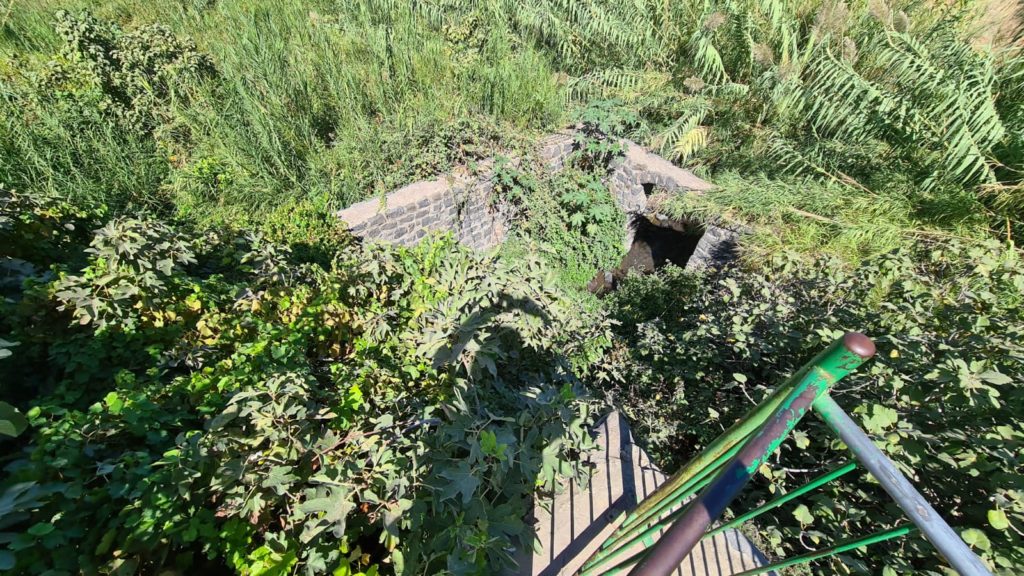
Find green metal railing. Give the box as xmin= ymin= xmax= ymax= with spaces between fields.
xmin=579 ymin=333 xmax=992 ymax=576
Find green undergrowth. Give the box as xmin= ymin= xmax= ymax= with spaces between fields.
xmin=0 ymin=189 xmax=610 ymax=575
xmin=593 ymin=244 xmax=1024 ymax=574
xmin=2 ymin=1 xmax=1024 ymax=575
xmin=1 ymin=4 xmax=561 ymax=227
xmin=661 ymin=172 xmax=986 ymax=266
xmin=493 ymin=151 xmax=626 ymax=295
xmin=493 ymin=100 xmax=655 ymax=296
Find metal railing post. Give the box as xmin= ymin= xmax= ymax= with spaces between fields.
xmin=813 ymin=393 xmax=994 ymax=576
xmin=577 ymin=331 xmax=994 ymax=576
xmin=613 ymin=381 xmax=797 ymax=537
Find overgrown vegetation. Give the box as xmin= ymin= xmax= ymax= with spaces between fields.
xmin=599 ymin=244 xmax=1024 ymax=573
xmin=2 ymin=0 xmax=1023 ymax=575
xmin=2 ymin=2 xmax=558 ymax=220
xmin=432 ymin=0 xmax=1024 ymax=262
xmin=1 ymin=190 xmax=607 ymax=574
xmin=496 ymin=162 xmax=625 ymax=292
xmin=493 ymin=112 xmax=631 ymax=293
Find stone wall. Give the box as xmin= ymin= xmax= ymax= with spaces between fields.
xmin=607 ymin=138 xmax=715 ymax=212
xmin=538 ymin=132 xmax=576 ymax=171
xmin=337 ymin=165 xmax=504 ymax=252
xmin=685 ymin=224 xmax=741 ymax=269
xmin=337 ymin=130 xmax=740 ymax=268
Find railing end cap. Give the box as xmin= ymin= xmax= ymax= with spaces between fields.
xmin=843 ymin=332 xmax=876 ymax=359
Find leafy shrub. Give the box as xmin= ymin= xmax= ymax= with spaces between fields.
xmin=53 ymin=218 xmax=198 ymax=329
xmin=569 ymin=99 xmax=638 ymax=171
xmin=0 ymin=12 xmax=212 ymax=212
xmin=496 ymin=160 xmax=625 ymax=291
xmin=40 ymin=10 xmax=213 ymax=133
xmin=0 ymin=185 xmax=104 ymax=275
xmin=596 ymin=242 xmax=1023 ymax=574
xmin=0 ymin=191 xmax=609 ymax=575
xmin=558 ymin=172 xmax=620 ymax=236
xmin=184 ymin=156 xmax=237 ymax=199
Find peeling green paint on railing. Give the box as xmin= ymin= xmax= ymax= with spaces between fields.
xmin=595 ymin=435 xmax=746 ymax=558
xmin=623 ymin=335 xmax=876 ymax=575
xmin=580 ymin=333 xmax=884 ymax=576
xmin=612 ymin=383 xmax=789 ymax=536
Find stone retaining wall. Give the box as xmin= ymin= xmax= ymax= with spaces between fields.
xmin=337 ymin=130 xmax=740 ymax=268
xmin=337 ymin=165 xmax=503 ymax=251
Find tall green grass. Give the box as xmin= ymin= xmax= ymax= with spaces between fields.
xmin=2 ymin=0 xmax=1020 ymax=259
xmin=0 ymin=0 xmax=566 ymax=224
xmin=0 ymin=84 xmax=170 ymax=211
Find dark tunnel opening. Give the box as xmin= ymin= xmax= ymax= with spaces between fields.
xmin=588 ymin=215 xmax=705 ymax=295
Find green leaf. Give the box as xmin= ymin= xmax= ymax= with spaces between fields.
xmin=979 ymin=371 xmax=1011 ymax=385
xmin=262 ymin=466 xmax=298 ymax=493
xmin=96 ymin=528 xmax=118 ymax=555
xmin=392 ymin=549 xmax=405 ymax=576
xmin=792 ymin=430 xmax=811 ymax=449
xmin=298 ymin=488 xmax=353 ymax=526
xmin=0 ymin=402 xmax=28 ymax=438
xmin=481 ymin=428 xmax=509 ymax=459
xmin=439 ymin=462 xmax=480 ymax=505
xmin=792 ymin=504 xmax=813 ymax=525
xmin=988 ymin=509 xmax=1010 ymax=531
xmin=480 ymin=430 xmax=498 ymax=455
xmin=27 ymin=522 xmax=55 ymax=536
xmin=103 ymin=392 xmax=124 ymax=415
xmin=208 ymin=403 xmax=240 ymax=430
xmin=0 ymin=550 xmax=14 ymax=569
xmin=961 ymin=528 xmax=991 ymax=551
xmin=863 ymin=404 xmax=899 ymax=433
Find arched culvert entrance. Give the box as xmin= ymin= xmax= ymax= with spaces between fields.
xmin=588 ymin=214 xmax=706 ymax=294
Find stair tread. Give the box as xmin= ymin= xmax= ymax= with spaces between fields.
xmin=515 ymin=412 xmax=774 ymax=576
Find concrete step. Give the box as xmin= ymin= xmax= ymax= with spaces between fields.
xmin=516 ymin=412 xmax=775 ymax=576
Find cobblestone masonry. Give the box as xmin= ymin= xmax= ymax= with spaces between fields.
xmin=685 ymin=223 xmax=741 ymax=269
xmin=337 ymin=131 xmax=741 ymax=268
xmin=337 ymin=165 xmax=502 ymax=251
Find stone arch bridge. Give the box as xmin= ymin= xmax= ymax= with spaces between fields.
xmin=336 ymin=131 xmax=740 ymax=270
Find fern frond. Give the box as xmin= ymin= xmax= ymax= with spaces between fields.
xmin=689 ymin=30 xmax=728 ymax=84
xmin=803 ymin=51 xmax=887 ymax=143
xmin=874 ymin=32 xmax=1003 ymax=186
xmin=567 ymin=68 xmax=673 ymax=102
xmin=652 ymin=100 xmax=711 ymax=161
xmin=672 ymin=125 xmax=709 ymax=162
